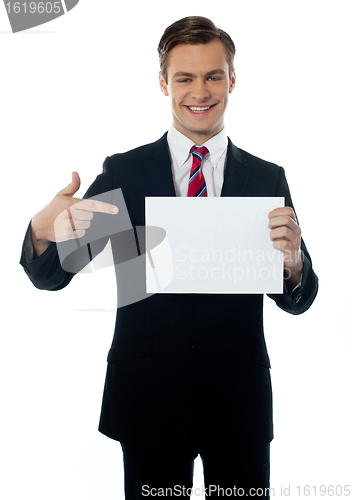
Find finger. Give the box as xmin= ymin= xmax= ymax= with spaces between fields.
xmin=270 ymin=226 xmax=301 ymax=242
xmin=70 ymin=230 xmax=86 ymax=240
xmin=273 ymin=239 xmax=300 ymax=262
xmin=53 ymin=217 xmax=84 ymax=242
xmin=70 ymin=207 xmax=94 ymax=221
xmin=272 ymin=239 xmax=302 ymax=265
xmin=71 ymin=219 xmax=91 ymax=231
xmin=268 ymin=207 xmax=297 ymax=222
xmin=272 ymin=238 xmax=298 ymax=252
xmin=268 ymin=215 xmax=301 ymax=235
xmin=66 ymin=215 xmax=87 ymax=239
xmin=73 ymin=198 xmax=119 ymax=214
xmin=58 ymin=172 xmax=81 ymax=197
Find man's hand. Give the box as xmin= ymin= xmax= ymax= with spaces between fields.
xmin=30 ymin=172 xmax=118 ymax=257
xmin=268 ymin=206 xmax=303 ymax=290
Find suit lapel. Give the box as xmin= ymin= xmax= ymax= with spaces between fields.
xmin=220 ymin=138 xmax=251 ymax=197
xmin=143 ymin=133 xmax=176 ymax=197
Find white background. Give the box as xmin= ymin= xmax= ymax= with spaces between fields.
xmin=1 ymin=0 xmax=351 ymax=498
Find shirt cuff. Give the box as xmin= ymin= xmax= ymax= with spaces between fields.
xmin=284 ymin=271 xmax=303 ymax=294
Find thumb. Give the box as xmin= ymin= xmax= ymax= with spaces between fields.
xmin=58 ymin=171 xmax=81 ymax=197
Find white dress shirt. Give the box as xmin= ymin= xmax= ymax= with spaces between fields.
xmin=167 ymin=124 xmax=228 ymax=197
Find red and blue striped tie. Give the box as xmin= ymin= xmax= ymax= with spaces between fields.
xmin=187 ymin=146 xmax=209 ymax=197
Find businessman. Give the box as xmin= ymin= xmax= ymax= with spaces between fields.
xmin=20 ymin=16 xmax=318 ymax=499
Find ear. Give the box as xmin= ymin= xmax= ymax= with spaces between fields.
xmin=229 ymin=70 xmax=236 ymax=94
xmin=159 ymin=72 xmax=169 ymax=96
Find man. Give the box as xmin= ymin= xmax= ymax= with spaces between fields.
xmin=20 ymin=16 xmax=318 ymax=499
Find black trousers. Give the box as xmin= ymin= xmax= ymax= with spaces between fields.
xmin=120 ymin=424 xmax=270 ymax=499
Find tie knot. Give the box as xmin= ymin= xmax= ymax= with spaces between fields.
xmin=191 ymin=145 xmax=209 ymax=162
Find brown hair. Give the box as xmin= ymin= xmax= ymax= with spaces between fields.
xmin=158 ymin=16 xmax=236 ymax=83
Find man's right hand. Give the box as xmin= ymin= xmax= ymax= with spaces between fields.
xmin=30 ymin=172 xmax=118 ymax=257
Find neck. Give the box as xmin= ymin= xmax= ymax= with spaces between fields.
xmin=173 ymin=123 xmax=224 ymax=146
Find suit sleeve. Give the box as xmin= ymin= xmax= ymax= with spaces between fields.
xmin=19 ymin=156 xmax=114 ymax=291
xmin=267 ymin=167 xmax=319 ymax=315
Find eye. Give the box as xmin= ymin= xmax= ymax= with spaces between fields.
xmin=179 ymin=78 xmax=191 ymax=83
xmin=208 ymin=76 xmax=220 ymax=81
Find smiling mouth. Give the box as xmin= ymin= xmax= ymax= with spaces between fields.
xmin=186 ymin=104 xmax=216 ymax=113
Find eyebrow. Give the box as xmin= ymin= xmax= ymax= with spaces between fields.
xmin=172 ymin=69 xmax=226 ymax=80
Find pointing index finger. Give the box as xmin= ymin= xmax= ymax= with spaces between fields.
xmin=75 ymin=199 xmax=119 ymax=214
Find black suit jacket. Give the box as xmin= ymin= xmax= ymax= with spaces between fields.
xmin=20 ymin=133 xmax=318 ymax=451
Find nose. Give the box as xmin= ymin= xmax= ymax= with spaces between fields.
xmin=191 ymin=79 xmax=211 ymax=101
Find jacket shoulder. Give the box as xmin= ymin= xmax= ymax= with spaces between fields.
xmin=232 ymin=141 xmax=282 ymax=175
xmin=108 ymin=133 xmax=168 ymax=166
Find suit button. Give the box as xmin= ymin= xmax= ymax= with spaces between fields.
xmin=192 ymin=343 xmax=202 ymax=351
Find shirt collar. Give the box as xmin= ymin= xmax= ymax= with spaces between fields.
xmin=167 ymin=124 xmax=228 ymax=169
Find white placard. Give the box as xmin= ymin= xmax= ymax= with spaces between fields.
xmin=146 ymin=197 xmax=284 ymax=294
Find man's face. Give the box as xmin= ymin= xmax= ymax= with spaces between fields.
xmin=159 ymin=40 xmax=236 ymax=144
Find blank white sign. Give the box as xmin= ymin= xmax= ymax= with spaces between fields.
xmin=146 ymin=197 xmax=284 ymax=294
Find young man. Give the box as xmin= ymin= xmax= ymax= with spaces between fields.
xmin=20 ymin=16 xmax=318 ymax=500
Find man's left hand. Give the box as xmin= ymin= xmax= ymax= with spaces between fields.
xmin=268 ymin=206 xmax=303 ymax=287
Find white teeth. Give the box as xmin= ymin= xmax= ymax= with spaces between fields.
xmin=188 ymin=106 xmax=212 ymax=112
